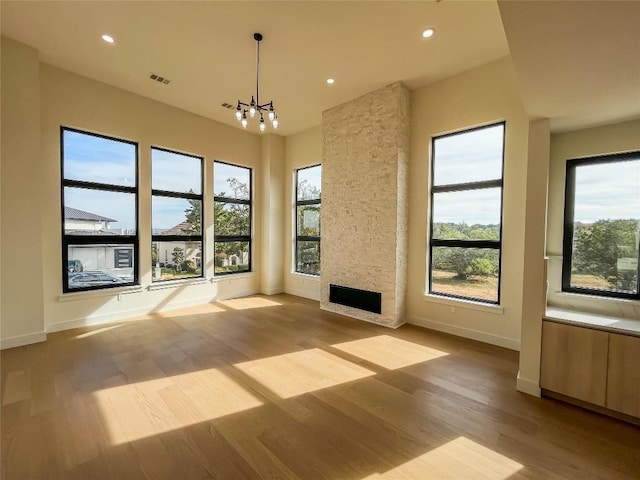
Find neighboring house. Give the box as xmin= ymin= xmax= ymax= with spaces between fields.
xmin=65 ymin=206 xmax=133 ymax=277
xmin=154 ymin=221 xmax=202 ymax=267
xmin=64 ymin=206 xmax=116 ymax=233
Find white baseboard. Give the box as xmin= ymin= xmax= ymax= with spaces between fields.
xmin=1 ymin=331 xmax=47 ymax=350
xmin=406 ymin=315 xmax=520 ymax=351
xmin=261 ymin=287 xmax=284 ymax=296
xmin=47 ymin=289 xmax=259 ymax=334
xmin=516 ymin=371 xmax=541 ymax=397
xmin=286 ymin=287 xmax=321 ymax=302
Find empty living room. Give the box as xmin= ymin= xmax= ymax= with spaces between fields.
xmin=1 ymin=1 xmax=639 ymax=479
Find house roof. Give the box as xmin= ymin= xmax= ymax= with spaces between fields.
xmin=161 ymin=221 xmax=196 ymax=236
xmin=64 ymin=206 xmax=116 ymax=223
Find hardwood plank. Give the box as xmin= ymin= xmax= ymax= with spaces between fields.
xmin=1 ymin=294 xmax=639 ymax=479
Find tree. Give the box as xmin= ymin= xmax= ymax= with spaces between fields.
xmin=573 ymin=219 xmax=638 ymax=290
xmin=172 ymin=247 xmax=185 ymax=272
xmin=214 ymin=178 xmax=251 ymax=264
xmin=182 ymin=189 xmax=201 ymax=234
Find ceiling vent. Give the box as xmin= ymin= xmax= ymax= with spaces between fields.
xmin=220 ymin=102 xmax=235 ymax=109
xmin=149 ymin=73 xmax=170 ymax=85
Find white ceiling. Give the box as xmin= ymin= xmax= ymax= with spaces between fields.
xmin=2 ymin=1 xmax=638 ymax=136
xmin=498 ymin=0 xmax=640 ymax=132
xmin=0 ymin=0 xmax=509 ymax=136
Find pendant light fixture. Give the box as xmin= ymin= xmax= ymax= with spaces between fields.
xmin=235 ymin=33 xmax=278 ymax=132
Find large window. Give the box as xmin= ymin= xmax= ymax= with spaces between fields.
xmin=61 ymin=127 xmax=138 ymax=292
xmin=151 ymin=147 xmax=203 ymax=282
xmin=295 ymin=165 xmax=322 ymax=275
xmin=214 ymin=161 xmax=252 ymax=274
xmin=562 ymin=152 xmax=639 ymax=299
xmin=428 ymin=122 xmax=505 ymax=304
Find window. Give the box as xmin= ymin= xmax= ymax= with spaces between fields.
xmin=61 ymin=127 xmax=138 ymax=292
xmin=151 ymin=147 xmax=203 ymax=281
xmin=428 ymin=122 xmax=505 ymax=304
xmin=562 ymin=152 xmax=639 ymax=299
xmin=295 ymin=165 xmax=321 ymax=275
xmin=214 ymin=161 xmax=252 ymax=274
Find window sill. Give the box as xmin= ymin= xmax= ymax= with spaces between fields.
xmin=147 ymin=277 xmax=208 ymax=291
xmin=554 ymin=290 xmax=640 ymax=305
xmin=59 ymin=285 xmax=143 ymax=302
xmin=291 ymin=272 xmax=321 ymax=280
xmin=423 ymin=293 xmax=503 ymax=315
xmin=211 ymin=272 xmax=255 ymax=282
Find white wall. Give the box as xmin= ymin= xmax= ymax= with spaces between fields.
xmin=547 ymin=119 xmax=640 ymax=319
xmin=406 ymin=57 xmax=530 ymax=351
xmin=0 ymin=38 xmax=46 ymax=348
xmin=283 ymin=126 xmax=322 ymax=300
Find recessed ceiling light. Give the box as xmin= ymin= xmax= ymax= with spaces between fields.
xmin=326 ymin=78 xmax=335 ymax=85
xmin=422 ymin=28 xmax=435 ymax=38
xmin=101 ymin=34 xmax=115 ymax=44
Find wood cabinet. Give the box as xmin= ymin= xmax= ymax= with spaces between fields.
xmin=540 ymin=321 xmax=609 ymax=406
xmin=606 ymin=334 xmax=640 ymax=417
xmin=541 ymin=320 xmax=640 ymax=421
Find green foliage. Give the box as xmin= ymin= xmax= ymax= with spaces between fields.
xmin=573 ymin=219 xmax=638 ymax=291
xmin=431 ymin=223 xmax=499 ymax=279
xmin=151 ymin=244 xmax=158 ymax=265
xmin=172 ymin=247 xmax=185 ymax=272
xmin=182 ymin=260 xmax=198 ymax=274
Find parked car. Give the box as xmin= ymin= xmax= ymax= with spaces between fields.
xmin=67 ymin=259 xmax=83 ymax=273
xmin=68 ymin=271 xmax=127 ymax=288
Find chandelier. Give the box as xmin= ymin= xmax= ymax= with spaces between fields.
xmin=235 ymin=33 xmax=278 ymax=132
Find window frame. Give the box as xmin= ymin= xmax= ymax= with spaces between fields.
xmin=562 ymin=151 xmax=640 ymax=300
xmin=427 ymin=121 xmax=506 ymax=305
xmin=60 ymin=126 xmax=139 ymax=293
xmin=151 ymin=146 xmax=204 ymax=282
xmin=213 ymin=160 xmax=253 ymax=275
xmin=295 ymin=164 xmax=322 ymax=276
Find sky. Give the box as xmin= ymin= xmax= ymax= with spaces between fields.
xmin=62 ymin=127 xmax=638 ymax=233
xmin=297 ymin=165 xmax=322 ymax=200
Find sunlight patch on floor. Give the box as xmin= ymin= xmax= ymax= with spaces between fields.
xmin=234 ymin=348 xmax=375 ymax=398
xmin=332 ymin=335 xmax=448 ymax=369
xmin=72 ymin=324 xmax=123 ymax=339
xmin=93 ymin=367 xmax=263 ymax=445
xmin=216 ymin=296 xmax=283 ymax=310
xmin=362 ymin=436 xmax=523 ymax=479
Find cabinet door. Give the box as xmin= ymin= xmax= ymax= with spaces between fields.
xmin=540 ymin=321 xmax=608 ymax=406
xmin=607 ymin=334 xmax=640 ymax=417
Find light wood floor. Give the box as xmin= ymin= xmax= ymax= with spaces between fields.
xmin=2 ymin=294 xmax=639 ymax=479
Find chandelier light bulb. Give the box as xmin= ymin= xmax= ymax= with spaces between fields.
xmin=233 ymin=33 xmax=279 ymax=131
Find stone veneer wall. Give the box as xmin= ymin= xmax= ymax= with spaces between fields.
xmin=320 ymin=82 xmax=410 ymax=328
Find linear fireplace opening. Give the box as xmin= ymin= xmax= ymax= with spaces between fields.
xmin=329 ymin=284 xmax=382 ymax=314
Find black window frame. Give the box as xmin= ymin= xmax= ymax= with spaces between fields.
xmin=151 ymin=146 xmax=204 ymax=282
xmin=214 ymin=160 xmax=252 ymax=275
xmin=428 ymin=121 xmax=506 ymax=305
xmin=295 ymin=164 xmax=322 ymax=276
xmin=562 ymin=151 xmax=640 ymax=300
xmin=61 ymin=127 xmax=139 ymax=293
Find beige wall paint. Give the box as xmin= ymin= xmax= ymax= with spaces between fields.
xmin=35 ymin=62 xmax=264 ymax=333
xmin=547 ymin=119 xmax=640 ymax=319
xmin=283 ymin=126 xmax=322 ymax=300
xmin=518 ymin=118 xmax=551 ymax=396
xmin=260 ymin=134 xmax=285 ymax=295
xmin=406 ymin=57 xmax=530 ymax=350
xmin=0 ymin=38 xmax=46 ymax=347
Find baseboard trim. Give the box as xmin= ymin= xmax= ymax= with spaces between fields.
xmin=47 ymin=289 xmax=259 ymax=334
xmin=261 ymin=287 xmax=284 ymax=296
xmin=516 ymin=371 xmax=541 ymax=397
xmin=286 ymin=288 xmax=321 ymax=302
xmin=1 ymin=331 xmax=47 ymax=350
xmin=406 ymin=315 xmax=520 ymax=351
